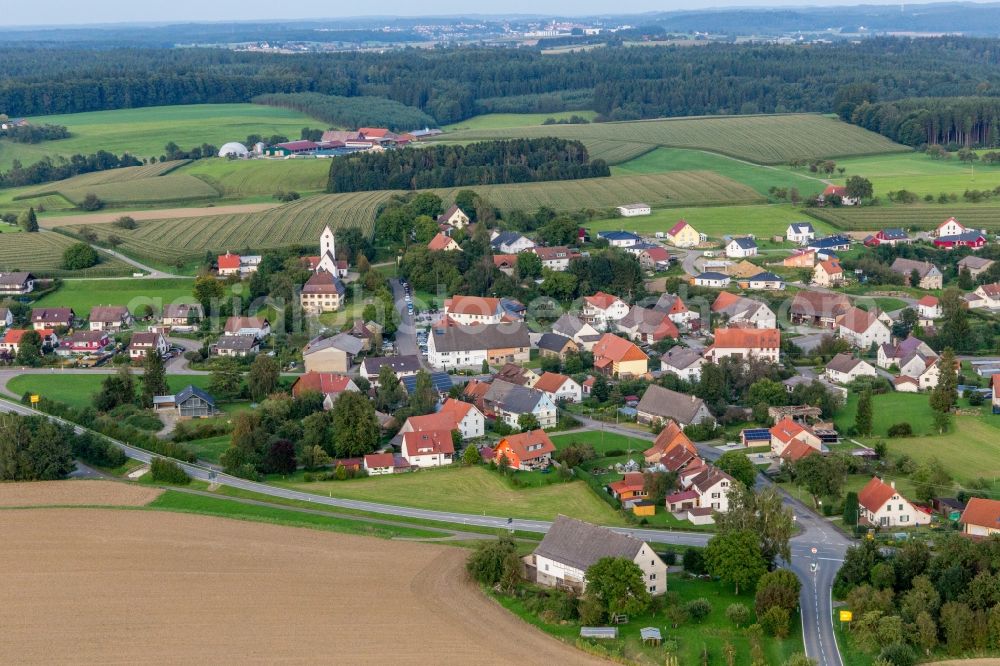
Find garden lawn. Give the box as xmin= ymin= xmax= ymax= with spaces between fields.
xmin=834 ymin=392 xmax=935 ymax=437
xmin=272 ymin=465 xmax=626 ymax=525
xmin=588 ymin=203 xmax=836 ymax=240
xmin=182 ymin=435 xmax=231 ymax=464
xmin=495 ymin=574 xmax=803 ymax=665
xmin=6 ymin=374 xmax=215 ymax=410
xmin=613 ymin=147 xmax=827 ymax=197
xmin=32 ymin=278 xmax=196 ymax=318
xmin=551 ymin=430 xmax=651 ymax=456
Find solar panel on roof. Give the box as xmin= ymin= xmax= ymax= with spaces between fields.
xmin=401 ymin=372 xmax=453 ymax=394
xmin=741 ymin=428 xmax=771 ymax=442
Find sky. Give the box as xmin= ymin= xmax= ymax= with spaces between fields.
xmin=0 ymin=0 xmax=981 ymax=27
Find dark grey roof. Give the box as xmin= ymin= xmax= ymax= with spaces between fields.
xmin=0 ymin=271 xmax=34 ymax=287
xmin=826 ymin=353 xmax=864 ymax=374
xmin=789 ymin=222 xmax=814 ymax=233
xmin=361 ymin=355 xmax=422 ymax=376
xmin=730 ymin=237 xmax=757 ymax=249
xmin=490 ymin=231 xmax=529 ymax=248
xmin=215 ymin=335 xmax=258 ymax=351
xmin=636 ymin=385 xmax=708 ymax=424
xmin=429 ymin=322 xmax=530 ymax=353
xmin=661 ymin=347 xmax=703 ymax=371
xmin=537 ymin=332 xmax=574 ymax=353
xmin=696 ymin=272 xmax=730 ymax=281
xmin=749 ymin=272 xmax=783 ymax=282
xmin=175 ymin=385 xmax=215 ymax=406
xmin=533 ymin=515 xmax=645 ymax=572
xmin=485 ymin=379 xmax=547 ymax=413
xmin=881 ymin=228 xmax=909 ymax=240
xmin=303 ymin=333 xmax=364 ymax=357
xmin=552 ymin=314 xmax=589 ymax=337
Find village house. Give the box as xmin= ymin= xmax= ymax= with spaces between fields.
xmin=837 ymin=307 xmax=892 ymax=349
xmin=0 ymin=307 xmax=12 ymax=329
xmin=301 ymin=334 xmax=358 ymax=373
xmin=877 ymin=334 xmax=936 ymax=371
xmin=932 ymin=216 xmax=969 ymax=238
xmin=616 ymin=306 xmax=679 ymax=344
xmin=494 ymin=429 xmax=557 ymax=471
xmin=224 ymin=316 xmax=270 ymax=339
xmin=438 ymin=397 xmax=486 ymax=439
xmin=161 ymin=303 xmax=204 ymax=328
xmin=693 ymin=271 xmax=731 ymax=288
xmin=960 ymin=497 xmax=1000 ymax=537
xmin=552 ymin=314 xmax=602 ymax=351
xmin=0 ymin=271 xmax=35 ymax=295
xmin=711 ymin=292 xmax=776 ymax=329
xmin=597 ymin=229 xmax=642 ymax=248
xmin=528 ymin=515 xmax=669 ymax=595
xmin=492 ymin=254 xmax=517 ymax=275
xmin=536 ymin=332 xmax=579 ymax=361
xmin=359 ymin=355 xmax=421 ymax=384
xmin=785 ymin=222 xmax=815 ymax=244
xmin=31 ymin=308 xmax=74 ymax=330
xmin=783 ymin=249 xmax=816 ymax=268
xmin=494 ymin=362 xmax=538 ymax=387
xmin=152 ymin=385 xmax=217 ymax=419
xmin=581 ymin=291 xmax=630 ymax=329
xmin=608 ymin=472 xmax=648 ymax=504
xmin=770 ymin=417 xmax=822 ymax=458
xmin=825 ymin=353 xmax=877 ymax=384
xmin=725 ymin=236 xmax=758 ymax=259
xmin=637 ymin=385 xmax=712 ymax=428
xmin=1 ymin=328 xmax=52 ymax=354
xmin=533 ymin=371 xmax=582 ymax=404
xmin=482 ymin=380 xmax=558 ymax=429
xmin=705 ymin=327 xmax=780 ymax=364
xmin=400 ymin=429 xmax=454 ymax=468
xmin=300 ymin=271 xmax=346 ymax=313
xmin=688 ymin=467 xmax=737 ymax=515
xmin=665 ymin=220 xmax=701 ymax=248
xmin=864 ymin=228 xmax=912 ymax=247
xmin=592 ymin=333 xmax=649 ymax=378
xmin=808 ymin=235 xmax=852 ymax=253
xmin=217 ymin=252 xmax=261 ymax=277
xmin=858 ymin=477 xmax=931 ymax=528
xmin=428 ymin=232 xmax=461 ymax=252
xmin=362 ymin=453 xmax=409 ymax=476
xmin=746 ymin=271 xmax=785 ymax=291
xmin=970 ymin=282 xmax=1000 ymax=310
xmin=426 ymin=322 xmax=530 ymax=370
xmin=820 ymin=185 xmax=859 ymax=206
xmin=213 ymin=335 xmax=259 ymax=357
xmin=935 ymin=230 xmax=987 ymax=250
xmin=890 ymin=258 xmax=943 ymax=290
xmin=443 ymin=295 xmax=504 ymax=325
xmin=643 ymin=420 xmax=697 ymax=464
xmin=58 ymin=330 xmax=110 ymax=356
xmin=958 ymin=256 xmax=995 ymax=280
xmin=291 ymin=371 xmax=359 ymax=410
xmin=637 ymin=246 xmax=671 ymax=272
xmin=659 ymin=346 xmax=705 ymax=382
xmin=916 ymin=295 xmax=942 ymax=324
xmin=812 ymin=259 xmax=845 ymax=287
xmin=617 ymin=203 xmax=651 ymax=217
xmin=790 ymin=291 xmax=851 ymax=328
xmin=88 ymin=305 xmax=133 ymax=332
xmin=533 ymin=246 xmax=579 ymax=272
xmin=490 ymin=231 xmax=535 ymax=254
xmin=652 ymin=293 xmax=698 ymax=326
xmin=128 ymin=331 xmax=168 ymax=360
xmin=437 ymin=204 xmax=469 ymax=229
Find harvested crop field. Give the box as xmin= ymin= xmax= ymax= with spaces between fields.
xmin=807 ymin=204 xmax=1000 ymax=232
xmin=39 ymin=202 xmax=280 ymax=227
xmin=0 ymin=231 xmax=133 ymax=277
xmin=0 ymin=509 xmax=606 ymax=665
xmin=0 ymin=480 xmax=161 ymax=507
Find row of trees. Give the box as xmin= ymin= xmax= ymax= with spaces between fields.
xmin=0 ymin=412 xmax=123 ymax=480
xmin=327 ymin=139 xmax=609 ymax=193
xmin=253 ymin=93 xmax=437 ymax=132
xmin=0 ymin=150 xmax=141 ymax=189
xmin=2 ymin=123 xmax=69 ymax=143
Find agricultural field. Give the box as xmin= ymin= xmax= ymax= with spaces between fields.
xmin=823 ymin=152 xmax=1000 ymax=199
xmin=178 ymin=158 xmax=331 ymax=197
xmin=273 ymin=465 xmax=625 ymax=525
xmin=65 ymin=191 xmax=394 ymax=263
xmin=589 ymin=203 xmax=836 ymax=239
xmin=614 ymin=147 xmax=828 ymax=197
xmin=0 ymin=480 xmax=160 ymax=507
xmin=442 ymin=110 xmax=598 ymax=131
xmin=0 ymin=103 xmax=327 ymax=172
xmin=0 ymin=231 xmax=132 ymax=277
xmin=0 ymin=507 xmax=592 ymax=664
xmin=56 ymin=174 xmax=221 ymax=206
xmin=32 ymin=278 xmax=197 ymax=318
xmin=808 ymin=203 xmax=1000 ymax=232
xmin=14 ymin=160 xmax=190 ymax=200
xmin=433 ymin=171 xmax=763 ymax=212
xmin=5 ymin=374 xmax=215 ymax=409
xmin=442 ymin=113 xmax=909 ymax=165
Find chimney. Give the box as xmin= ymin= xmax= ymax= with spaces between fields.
xmin=890 ymin=480 xmax=896 ymax=489
xmin=691 ymin=395 xmax=696 ymax=402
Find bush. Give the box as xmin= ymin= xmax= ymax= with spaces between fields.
xmin=71 ymin=432 xmax=127 ymax=469
xmin=684 ymin=598 xmax=712 ymax=623
xmin=62 ymin=242 xmax=99 ymax=270
xmin=80 ymin=193 xmax=104 ymax=211
xmin=878 ymin=642 xmax=916 ymax=666
xmin=683 ymin=547 xmax=707 ymax=575
xmin=760 ymin=606 xmax=790 ymax=638
xmin=887 ymin=422 xmax=913 ymax=438
xmin=150 ymin=458 xmax=190 ymax=484
xmin=726 ymin=603 xmax=750 ymax=627
xmin=114 ymin=215 xmax=137 ymax=229
xmin=467 ymin=536 xmax=518 ymax=587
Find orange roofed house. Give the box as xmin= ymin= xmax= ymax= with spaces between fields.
xmin=400 ymin=430 xmax=455 ymax=468
xmin=592 ymin=333 xmax=648 ymax=378
xmin=960 ymin=497 xmax=1000 ymax=537
xmin=428 ymin=232 xmax=461 ymax=252
xmin=643 ymin=420 xmax=697 ymax=464
xmin=769 ymin=417 xmax=822 ymax=458
xmin=291 ymin=371 xmax=360 ymax=409
xmin=705 ymin=327 xmax=780 ymax=364
xmin=443 ymin=295 xmax=503 ymax=325
xmin=858 ymin=477 xmax=931 ymax=528
xmin=494 ymin=429 xmax=556 ymax=471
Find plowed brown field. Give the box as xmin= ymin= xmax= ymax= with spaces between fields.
xmin=0 ymin=509 xmax=606 ymax=665
xmin=0 ymin=480 xmax=161 ymax=507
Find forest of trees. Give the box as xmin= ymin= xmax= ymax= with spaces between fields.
xmin=327 ymin=138 xmax=609 ymax=192
xmin=0 ymin=150 xmax=141 ymax=188
xmin=252 ymin=93 xmax=437 ymax=132
xmin=849 ymin=97 xmax=1000 ymax=147
xmin=2 ymin=38 xmax=1000 ymax=124
xmin=1 ymin=123 xmax=69 ymax=143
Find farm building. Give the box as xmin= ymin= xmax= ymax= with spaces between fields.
xmin=617 ymin=203 xmax=651 ymax=217
xmin=637 ymin=385 xmax=711 ymax=428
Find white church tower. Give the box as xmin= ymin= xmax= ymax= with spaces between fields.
xmin=317 ymin=225 xmax=348 ymax=277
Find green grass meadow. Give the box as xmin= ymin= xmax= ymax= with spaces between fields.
xmin=6 ymin=374 xmax=215 ymax=409
xmin=826 ymin=151 xmax=1000 ymax=199
xmin=589 ymin=203 xmax=835 ymax=239
xmin=32 ymin=277 xmax=197 ymax=317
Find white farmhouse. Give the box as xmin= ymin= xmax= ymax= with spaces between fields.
xmin=858 ymin=477 xmax=931 ymax=528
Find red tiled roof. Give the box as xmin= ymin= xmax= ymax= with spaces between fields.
xmin=667 ymin=220 xmax=690 ymax=236
xmin=593 ymin=333 xmax=648 ymax=363
xmin=2 ymin=328 xmax=29 ymax=343
xmin=823 ymin=185 xmax=848 ymax=197
xmin=770 ymin=417 xmax=811 ymax=445
xmin=428 ymin=233 xmax=457 ymax=251
xmin=438 ymin=398 xmax=474 ymax=422
xmin=218 ymin=252 xmax=241 ymax=269
xmin=446 ymin=295 xmax=500 ymax=317
xmin=858 ymin=477 xmax=899 ymax=513
xmin=917 ymin=295 xmax=940 ymax=307
xmin=584 ymin=291 xmax=622 ymax=310
xmin=533 ymin=372 xmax=572 ymax=394
xmin=492 ymin=254 xmax=518 ymax=268
xmin=292 ymin=372 xmax=354 ymax=396
xmin=642 ymin=247 xmax=670 ymax=261
xmin=364 ymin=453 xmax=395 ymax=468
xmin=402 ymin=429 xmax=455 ymax=456
xmin=780 ymin=439 xmax=818 ymax=462
xmin=960 ymin=497 xmax=1000 ymax=529
xmin=711 ymin=291 xmax=742 ymax=312
xmin=712 ymin=327 xmax=780 ymax=349
xmin=609 ymin=472 xmax=645 ymax=495
xmin=496 ymin=429 xmax=555 ymax=461
xmin=818 ymin=259 xmax=842 ymax=274
xmin=837 ymin=307 xmax=879 ymax=335
xmin=404 ymin=411 xmax=458 ymax=432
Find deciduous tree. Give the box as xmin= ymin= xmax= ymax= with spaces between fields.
xmin=584 ymin=556 xmax=652 ymax=617
xmin=705 ymin=529 xmax=767 ymax=594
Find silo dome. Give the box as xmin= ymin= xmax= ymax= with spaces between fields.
xmin=218 ymin=142 xmax=249 ymax=157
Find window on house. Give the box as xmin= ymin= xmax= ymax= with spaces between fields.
xmin=649 ymin=585 xmax=656 ymax=593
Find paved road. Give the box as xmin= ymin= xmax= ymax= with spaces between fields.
xmin=570 ymin=413 xmax=850 ymax=666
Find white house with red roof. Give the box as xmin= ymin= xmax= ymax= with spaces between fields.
xmin=705 ymin=327 xmax=780 ymax=364
xmin=291 ymin=371 xmax=360 ymax=409
xmin=363 ymin=453 xmax=409 ymax=476
xmin=812 ymin=260 xmax=844 ymax=287
xmin=858 ymin=477 xmax=930 ymax=528
xmin=581 ymin=291 xmax=630 ymax=329
xmin=438 ymin=397 xmax=486 ymax=439
xmin=444 ymin=296 xmax=503 ymax=325
xmin=428 ymin=233 xmax=461 ymax=252
xmin=400 ymin=430 xmax=455 ymax=467
xmin=532 ymin=371 xmax=582 ymax=404
xmin=494 ymin=429 xmax=556 ymax=470
xmin=820 ymin=185 xmax=858 ymax=206
xmin=960 ymin=497 xmax=1000 ymax=537
xmin=836 ymin=306 xmax=891 ymax=349
xmin=916 ymin=295 xmax=942 ymax=323
xmin=770 ymin=417 xmax=822 ymax=457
